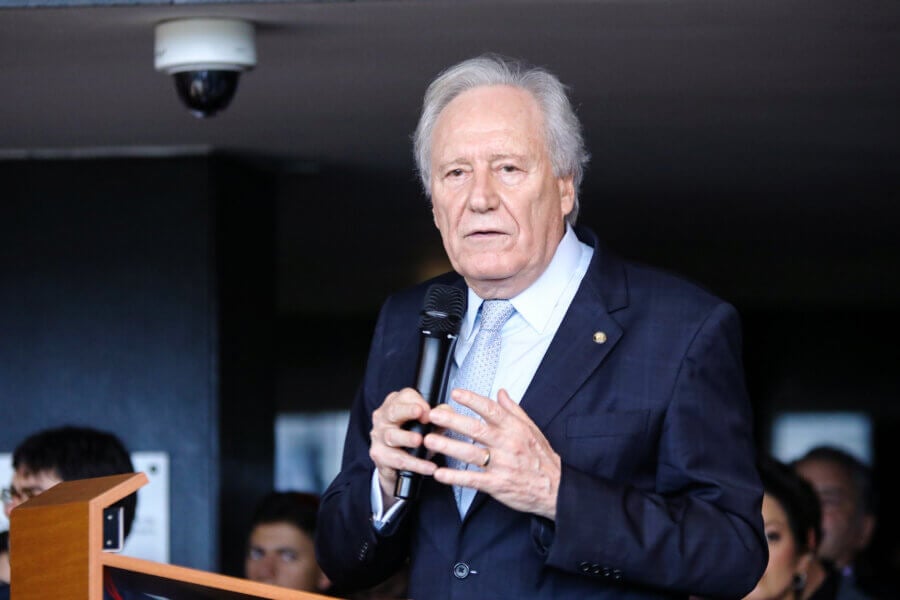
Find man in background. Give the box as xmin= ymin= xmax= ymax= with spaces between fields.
xmin=245 ymin=491 xmax=331 ymax=593
xmin=794 ymin=446 xmax=880 ymax=598
xmin=246 ymin=491 xmax=409 ymax=598
xmin=1 ymin=425 xmax=142 ymax=599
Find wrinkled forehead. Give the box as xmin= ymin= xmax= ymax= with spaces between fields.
xmin=433 ymin=86 xmax=548 ymax=148
xmin=430 ymin=86 xmax=549 ymax=166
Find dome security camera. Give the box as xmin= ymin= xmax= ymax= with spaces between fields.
xmin=154 ymin=18 xmax=256 ymax=118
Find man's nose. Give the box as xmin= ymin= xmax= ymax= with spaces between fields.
xmin=467 ymin=168 xmax=500 ymax=212
xmin=258 ymin=555 xmax=278 ymax=578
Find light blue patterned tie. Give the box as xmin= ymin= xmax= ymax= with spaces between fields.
xmin=447 ymin=299 xmax=515 ymax=515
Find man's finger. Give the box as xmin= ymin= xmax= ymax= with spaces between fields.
xmin=449 ymin=388 xmax=506 ymax=424
xmin=428 ymin=403 xmax=490 ymax=442
xmin=497 ymin=388 xmax=530 ymax=423
xmin=432 ymin=465 xmax=489 ymax=490
xmin=423 ymin=432 xmax=490 ymax=467
xmin=386 ymin=388 xmax=431 ymax=424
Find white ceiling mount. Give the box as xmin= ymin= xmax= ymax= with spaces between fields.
xmin=154 ymin=18 xmax=256 ymax=74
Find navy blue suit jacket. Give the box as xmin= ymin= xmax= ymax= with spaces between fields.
xmin=316 ymin=228 xmax=767 ymax=599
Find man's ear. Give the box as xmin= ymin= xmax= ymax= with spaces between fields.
xmin=806 ymin=527 xmax=818 ymax=552
xmin=317 ymin=569 xmax=332 ymax=592
xmin=857 ymin=514 xmax=876 ymax=551
xmin=558 ymin=175 xmax=575 ymax=217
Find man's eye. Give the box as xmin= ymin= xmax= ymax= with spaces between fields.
xmin=501 ymin=165 xmax=518 ymax=173
xmin=765 ymin=531 xmax=781 ymax=543
xmin=446 ymin=168 xmax=464 ymax=178
xmin=278 ymin=550 xmax=298 ymax=562
xmin=248 ymin=548 xmax=264 ymax=560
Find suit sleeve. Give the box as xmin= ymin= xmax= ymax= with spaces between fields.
xmin=544 ymin=302 xmax=768 ymax=598
xmin=314 ymin=296 xmax=413 ymax=590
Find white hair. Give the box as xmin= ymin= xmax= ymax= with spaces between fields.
xmin=413 ymin=54 xmax=590 ymax=224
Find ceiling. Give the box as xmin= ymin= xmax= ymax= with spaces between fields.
xmin=1 ymin=0 xmax=897 ymax=168
xmin=2 ymin=0 xmax=900 ymax=308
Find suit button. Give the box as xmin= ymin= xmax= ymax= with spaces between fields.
xmin=613 ymin=569 xmax=623 ymax=581
xmin=578 ymin=561 xmax=592 ymax=574
xmin=602 ymin=567 xmax=611 ymax=578
xmin=453 ymin=562 xmax=470 ymax=579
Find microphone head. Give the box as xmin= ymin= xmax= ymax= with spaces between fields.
xmin=419 ymin=284 xmax=465 ymax=336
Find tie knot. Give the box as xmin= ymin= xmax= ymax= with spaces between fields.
xmin=479 ymin=300 xmax=515 ymax=332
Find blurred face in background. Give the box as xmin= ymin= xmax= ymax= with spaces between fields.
xmin=744 ymin=494 xmax=812 ymax=600
xmin=3 ymin=467 xmax=62 ymax=519
xmin=795 ymin=458 xmax=874 ymax=568
xmin=245 ymin=521 xmax=328 ymax=592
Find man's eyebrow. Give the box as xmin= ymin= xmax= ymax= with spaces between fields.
xmin=435 ymin=154 xmax=530 ymax=172
xmin=488 ymin=153 xmax=528 ymax=162
xmin=435 ymin=158 xmax=469 ymax=172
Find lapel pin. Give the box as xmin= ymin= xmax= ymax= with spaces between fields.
xmin=592 ymin=331 xmax=607 ymax=344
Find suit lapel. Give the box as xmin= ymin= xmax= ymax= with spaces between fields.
xmin=517 ymin=290 xmax=622 ymax=431
xmin=520 ymin=230 xmax=628 ymax=430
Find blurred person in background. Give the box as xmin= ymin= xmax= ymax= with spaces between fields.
xmin=245 ymin=491 xmax=331 ymax=594
xmin=246 ymin=492 xmax=409 ymax=598
xmin=745 ymin=456 xmax=869 ymax=600
xmin=793 ymin=447 xmax=880 ymax=598
xmin=1 ymin=425 xmax=146 ymax=600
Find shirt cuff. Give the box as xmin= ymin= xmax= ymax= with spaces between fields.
xmin=370 ymin=469 xmax=406 ymax=530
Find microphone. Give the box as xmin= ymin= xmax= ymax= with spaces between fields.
xmin=394 ymin=283 xmax=465 ymax=500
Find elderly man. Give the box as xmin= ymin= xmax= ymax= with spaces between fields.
xmin=316 ymin=55 xmax=766 ymax=599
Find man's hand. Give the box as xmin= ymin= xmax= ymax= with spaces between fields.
xmin=369 ymin=388 xmax=438 ymax=508
xmin=424 ymin=388 xmax=561 ymax=521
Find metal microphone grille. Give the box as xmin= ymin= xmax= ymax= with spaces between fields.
xmin=419 ymin=284 xmax=465 ymax=336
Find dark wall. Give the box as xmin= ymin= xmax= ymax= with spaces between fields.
xmin=213 ymin=158 xmax=278 ymax=577
xmin=742 ymin=309 xmax=900 ymax=580
xmin=0 ymin=156 xmax=279 ymax=573
xmin=0 ymin=157 xmax=220 ymax=569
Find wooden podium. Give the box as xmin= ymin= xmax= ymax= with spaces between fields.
xmin=10 ymin=473 xmax=328 ymax=599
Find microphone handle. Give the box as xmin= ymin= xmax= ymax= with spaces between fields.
xmin=394 ymin=333 xmax=457 ymax=500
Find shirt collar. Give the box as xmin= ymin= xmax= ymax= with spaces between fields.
xmin=464 ymin=225 xmax=582 ymax=335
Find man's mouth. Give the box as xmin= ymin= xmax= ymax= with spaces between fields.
xmin=466 ymin=229 xmax=506 ymax=238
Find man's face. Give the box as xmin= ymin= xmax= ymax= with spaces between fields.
xmin=429 ymin=84 xmax=575 ymax=299
xmin=795 ymin=459 xmax=872 ymax=568
xmin=3 ymin=467 xmax=62 ymax=519
xmin=245 ymin=522 xmax=326 ymax=592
